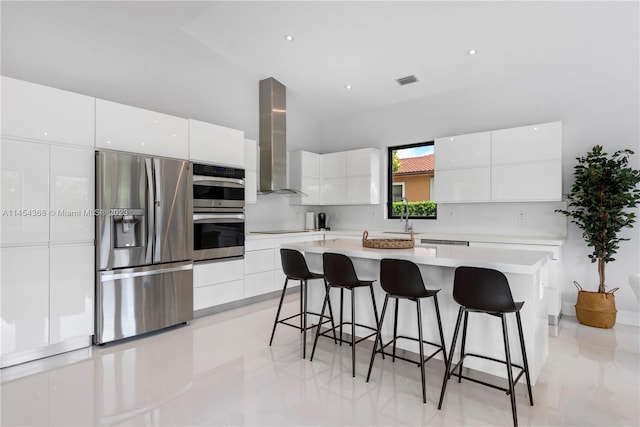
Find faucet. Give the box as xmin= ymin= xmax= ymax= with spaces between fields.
xmin=401 ymin=197 xmax=412 ymax=232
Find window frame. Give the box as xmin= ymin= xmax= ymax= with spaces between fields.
xmin=386 ymin=141 xmax=437 ymax=220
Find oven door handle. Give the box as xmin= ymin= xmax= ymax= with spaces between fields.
xmin=193 ymin=213 xmax=245 ymax=223
xmin=193 ymin=177 xmax=245 ymax=188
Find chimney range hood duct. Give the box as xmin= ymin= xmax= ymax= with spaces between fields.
xmin=258 ymin=77 xmax=305 ymax=195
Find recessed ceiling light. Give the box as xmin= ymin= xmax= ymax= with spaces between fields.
xmin=345 ymin=84 xmax=352 ymax=90
xmin=284 ymin=34 xmax=294 ymax=42
xmin=467 ymin=49 xmax=477 ymax=56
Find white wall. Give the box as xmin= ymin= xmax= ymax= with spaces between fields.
xmin=316 ymin=46 xmax=640 ymax=321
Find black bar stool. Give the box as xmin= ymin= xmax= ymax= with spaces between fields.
xmin=310 ymin=252 xmax=384 ymax=378
xmin=269 ymin=248 xmax=337 ymax=358
xmin=366 ymin=258 xmax=447 ymax=404
xmin=438 ymin=266 xmax=533 ymax=427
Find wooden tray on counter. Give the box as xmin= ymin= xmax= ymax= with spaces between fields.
xmin=361 ymin=230 xmax=415 ymax=249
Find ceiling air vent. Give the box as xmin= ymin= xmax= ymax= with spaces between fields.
xmin=396 ymin=75 xmax=418 ymax=86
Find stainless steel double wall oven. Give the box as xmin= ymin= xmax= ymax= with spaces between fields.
xmin=192 ymin=163 xmax=245 ymax=261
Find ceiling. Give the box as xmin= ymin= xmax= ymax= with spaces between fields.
xmin=1 ymin=1 xmax=636 ymax=121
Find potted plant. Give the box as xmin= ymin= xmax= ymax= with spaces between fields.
xmin=556 ymin=145 xmax=640 ymax=328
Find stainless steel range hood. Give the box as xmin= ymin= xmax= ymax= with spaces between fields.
xmin=258 ymin=77 xmax=304 ymax=195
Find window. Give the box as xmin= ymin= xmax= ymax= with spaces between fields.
xmin=387 ymin=141 xmax=436 ymax=219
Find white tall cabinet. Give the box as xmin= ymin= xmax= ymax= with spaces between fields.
xmin=1 ymin=76 xmax=95 ymax=367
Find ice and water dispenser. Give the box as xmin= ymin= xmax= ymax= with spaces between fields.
xmin=112 ymin=209 xmax=146 ymax=248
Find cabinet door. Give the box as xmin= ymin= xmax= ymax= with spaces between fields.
xmin=49 ymin=244 xmax=94 ymax=344
xmin=1 ymin=246 xmax=50 ymax=356
xmin=434 ymin=168 xmax=491 ymax=203
xmin=492 ymin=161 xmax=562 ymax=201
xmin=322 ymin=177 xmax=347 ymax=205
xmin=194 ymin=280 xmax=244 ymax=310
xmin=194 ymin=258 xmax=244 ymax=287
xmin=1 ymin=139 xmax=50 ymax=244
xmin=244 ymin=249 xmax=275 ymax=275
xmin=347 ymin=176 xmax=377 ymax=204
xmin=50 ymin=146 xmax=94 ymax=242
xmin=491 ymin=122 xmax=561 ymax=164
xmin=321 ymin=152 xmax=347 ymax=178
xmin=189 ymin=119 xmax=244 ymax=167
xmin=1 ymin=76 xmax=95 ymax=147
xmin=434 ymin=131 xmax=491 ymax=170
xmin=95 ymin=99 xmax=189 ymax=159
xmin=289 ymin=151 xmax=321 ymax=205
xmin=346 ymin=148 xmax=375 ymax=176
xmin=244 ymin=271 xmax=275 ymax=298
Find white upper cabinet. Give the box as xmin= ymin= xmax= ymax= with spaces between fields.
xmin=50 ymin=146 xmax=94 ymax=242
xmin=189 ymin=119 xmax=245 ymax=167
xmin=434 ymin=131 xmax=491 ymax=170
xmin=434 ymin=132 xmax=491 ymax=203
xmin=244 ymin=139 xmax=258 ymax=204
xmin=0 ymin=139 xmax=50 ymax=244
xmin=289 ymin=151 xmax=322 ymax=205
xmin=1 ymin=76 xmax=94 ymax=147
xmin=346 ymin=148 xmax=380 ymax=204
xmin=329 ymin=149 xmax=382 ymax=205
xmin=95 ymin=99 xmax=189 ymax=159
xmin=321 ymin=151 xmax=347 ymax=178
xmin=491 ymin=121 xmax=562 ymax=202
xmin=434 ymin=122 xmax=562 ymax=203
xmin=491 ymin=122 xmax=561 ymax=164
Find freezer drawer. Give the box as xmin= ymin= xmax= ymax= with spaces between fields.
xmin=96 ymin=261 xmax=193 ymax=344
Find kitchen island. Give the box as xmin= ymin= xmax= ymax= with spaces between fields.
xmin=281 ymin=238 xmax=553 ymax=385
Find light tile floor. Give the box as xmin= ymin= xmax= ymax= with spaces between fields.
xmin=1 ymin=294 xmax=639 ymax=426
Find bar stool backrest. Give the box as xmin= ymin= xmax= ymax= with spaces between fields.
xmin=453 ymin=266 xmax=518 ymax=313
xmin=280 ymin=249 xmax=313 ymax=280
xmin=323 ymin=252 xmax=360 ymax=288
xmin=380 ymin=258 xmax=426 ymax=297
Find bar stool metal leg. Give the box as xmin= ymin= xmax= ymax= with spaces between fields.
xmin=302 ymin=279 xmax=308 ymax=358
xmin=310 ymin=287 xmax=331 ymax=362
xmin=416 ymin=298 xmax=427 ymax=404
xmin=269 ymin=278 xmax=290 ymax=346
xmin=433 ymin=294 xmax=448 ymax=363
xmin=366 ymin=294 xmax=390 ymax=382
xmin=438 ymin=307 xmax=464 ymax=410
xmin=392 ymin=298 xmax=399 ymax=361
xmin=351 ymin=288 xmax=356 ymax=377
xmin=516 ymin=311 xmax=534 ymax=406
xmin=457 ymin=311 xmax=469 ymax=383
xmin=369 ymin=285 xmax=385 ymax=359
xmin=501 ymin=314 xmax=518 ymax=427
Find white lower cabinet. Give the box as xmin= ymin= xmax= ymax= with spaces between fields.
xmin=49 ymin=244 xmax=94 ymax=344
xmin=1 ymin=246 xmax=50 ymax=355
xmin=244 ymin=247 xmax=276 ymax=298
xmin=193 ymin=258 xmax=244 ymax=311
xmin=1 ymin=244 xmax=94 ymax=367
xmin=245 ymin=270 xmax=276 ymax=298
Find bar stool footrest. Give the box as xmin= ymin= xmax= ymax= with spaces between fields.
xmin=375 ymin=335 xmax=445 ymax=366
xmin=318 ymin=321 xmax=378 ymax=346
xmin=277 ymin=311 xmax=335 ymax=332
xmin=449 ymin=352 xmax=527 ymax=395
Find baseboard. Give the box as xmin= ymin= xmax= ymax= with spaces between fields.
xmin=561 ymin=302 xmax=640 ymax=327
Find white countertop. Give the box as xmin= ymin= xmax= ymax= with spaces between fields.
xmin=247 ymin=229 xmax=565 ymax=246
xmin=282 ymin=238 xmax=552 ymax=275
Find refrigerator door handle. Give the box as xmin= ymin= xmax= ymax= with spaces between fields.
xmin=145 ymin=157 xmax=155 ymax=263
xmin=100 ymin=262 xmax=193 ymax=281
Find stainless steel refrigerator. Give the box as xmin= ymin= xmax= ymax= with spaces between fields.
xmin=95 ymin=151 xmax=193 ymax=344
